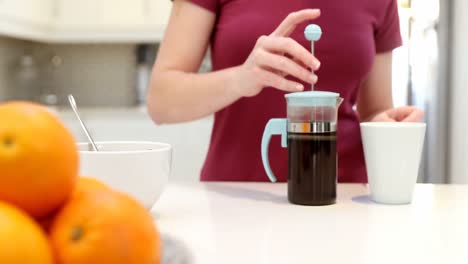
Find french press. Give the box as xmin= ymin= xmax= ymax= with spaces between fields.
xmin=261 ymin=92 xmax=343 ymax=205
xmin=260 ymin=24 xmax=343 ymax=205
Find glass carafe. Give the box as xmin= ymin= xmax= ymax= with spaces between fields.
xmin=261 ymin=91 xmax=343 ymax=205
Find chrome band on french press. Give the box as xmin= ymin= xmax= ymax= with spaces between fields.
xmin=288 ymin=122 xmax=337 ymax=133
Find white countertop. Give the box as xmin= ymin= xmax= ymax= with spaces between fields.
xmin=153 ymin=182 xmax=468 ymax=264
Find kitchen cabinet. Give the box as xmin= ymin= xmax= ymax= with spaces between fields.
xmin=56 ymin=0 xmax=147 ymax=28
xmin=54 ymin=0 xmax=147 ymax=42
xmin=54 ymin=0 xmax=171 ymax=42
xmin=147 ymin=0 xmax=172 ymax=26
xmin=0 ymin=0 xmax=172 ymax=42
xmin=0 ymin=0 xmax=53 ymax=25
xmin=0 ymin=0 xmax=15 ymax=20
xmin=20 ymin=0 xmax=54 ymax=25
xmin=55 ymin=0 xmax=169 ymax=42
xmin=0 ymin=0 xmax=53 ymax=41
xmin=54 ymin=0 xmax=99 ymax=28
xmin=101 ymin=0 xmax=145 ymax=26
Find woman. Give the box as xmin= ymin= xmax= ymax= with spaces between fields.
xmin=147 ymin=0 xmax=424 ymax=182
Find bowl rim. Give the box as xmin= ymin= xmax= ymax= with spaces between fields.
xmin=77 ymin=141 xmax=172 ymax=154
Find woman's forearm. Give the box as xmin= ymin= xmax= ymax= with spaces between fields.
xmin=147 ymin=66 xmax=242 ymax=124
xmin=148 ymin=7 xmax=321 ymax=125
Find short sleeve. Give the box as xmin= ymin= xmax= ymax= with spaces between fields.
xmin=374 ymin=0 xmax=403 ymax=53
xmin=174 ymin=0 xmax=218 ymax=13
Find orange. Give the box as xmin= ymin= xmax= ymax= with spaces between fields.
xmin=49 ymin=181 xmax=161 ymax=264
xmin=73 ymin=176 xmax=111 ymax=197
xmin=40 ymin=177 xmax=109 ymax=233
xmin=0 ymin=201 xmax=53 ymax=264
xmin=0 ymin=102 xmax=79 ymax=219
xmin=39 ymin=215 xmax=55 ymax=233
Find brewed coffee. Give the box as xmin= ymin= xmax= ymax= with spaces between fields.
xmin=288 ymin=132 xmax=337 ymax=205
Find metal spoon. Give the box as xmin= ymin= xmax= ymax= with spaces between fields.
xmin=68 ymin=94 xmax=99 ymax=151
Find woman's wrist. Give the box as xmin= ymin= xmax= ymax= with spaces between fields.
xmin=224 ymin=66 xmax=245 ymax=100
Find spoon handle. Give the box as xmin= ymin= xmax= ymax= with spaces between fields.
xmin=68 ymin=95 xmax=99 ymax=151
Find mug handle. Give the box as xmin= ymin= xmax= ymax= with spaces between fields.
xmin=261 ymin=119 xmax=287 ymax=182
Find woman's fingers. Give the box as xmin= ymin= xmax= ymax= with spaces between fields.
xmin=271 ymin=9 xmax=321 ymax=37
xmin=371 ymin=107 xmax=425 ymax=122
xmin=386 ymin=106 xmax=425 ymax=122
xmin=253 ymin=67 xmax=304 ymax=92
xmin=238 ymin=9 xmax=321 ymax=97
xmin=257 ymin=36 xmax=320 ymax=70
xmin=401 ymin=108 xmax=425 ymax=122
xmin=256 ymin=49 xmax=317 ymax=84
xmin=370 ymin=112 xmax=396 ymax=122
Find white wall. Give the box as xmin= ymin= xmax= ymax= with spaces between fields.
xmin=449 ymin=0 xmax=468 ymax=183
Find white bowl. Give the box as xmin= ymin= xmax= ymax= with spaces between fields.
xmin=77 ymin=141 xmax=172 ymax=209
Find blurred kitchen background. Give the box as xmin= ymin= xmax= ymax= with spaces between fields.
xmin=0 ymin=0 xmax=466 ymax=183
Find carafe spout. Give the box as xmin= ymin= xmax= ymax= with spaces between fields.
xmin=337 ymin=97 xmax=344 ymax=107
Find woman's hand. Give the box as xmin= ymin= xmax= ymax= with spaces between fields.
xmin=370 ymin=106 xmax=425 ymax=122
xmin=231 ymin=9 xmax=321 ymax=97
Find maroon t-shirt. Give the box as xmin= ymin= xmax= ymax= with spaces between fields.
xmin=190 ymin=0 xmax=402 ymax=182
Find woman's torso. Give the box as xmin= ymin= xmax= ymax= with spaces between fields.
xmin=199 ymin=0 xmax=400 ymax=182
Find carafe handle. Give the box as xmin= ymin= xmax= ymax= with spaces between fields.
xmin=261 ymin=119 xmax=287 ymax=182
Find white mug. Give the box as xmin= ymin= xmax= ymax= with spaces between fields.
xmin=360 ymin=122 xmax=426 ymax=204
xmin=77 ymin=141 xmax=172 ymax=209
